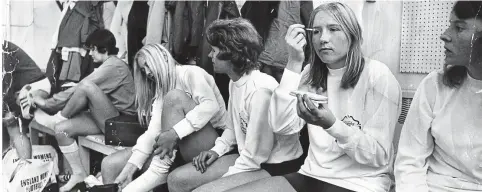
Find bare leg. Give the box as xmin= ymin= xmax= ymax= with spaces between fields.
xmin=225 ymin=176 xmax=296 ymax=192
xmin=54 ymin=112 xmax=100 ymax=192
xmin=167 ymin=154 xmax=239 ymax=192
xmin=3 ymin=112 xmax=31 ymax=159
xmin=160 ymin=89 xmax=218 ymax=161
xmin=60 ymin=81 xmax=119 ymax=132
xmin=124 ymin=90 xmax=219 ymax=192
xmin=102 ymin=149 xmax=132 ymax=184
xmin=193 ymin=169 xmax=271 ymax=192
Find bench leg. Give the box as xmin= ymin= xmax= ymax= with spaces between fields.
xmin=79 ymin=145 xmax=90 ymax=175
xmin=29 ymin=126 xmax=40 ymax=145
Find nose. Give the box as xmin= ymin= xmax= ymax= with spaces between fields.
xmin=89 ymin=51 xmax=93 ymax=56
xmin=319 ymin=30 xmax=330 ymax=44
xmin=440 ymin=29 xmax=451 ymax=42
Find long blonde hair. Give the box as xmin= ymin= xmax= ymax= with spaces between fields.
xmin=306 ymin=2 xmax=365 ymax=90
xmin=133 ymin=44 xmax=177 ymax=126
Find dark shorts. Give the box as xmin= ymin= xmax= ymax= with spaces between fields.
xmin=283 ymin=172 xmax=355 ymax=192
xmin=261 ymin=155 xmax=305 ymax=176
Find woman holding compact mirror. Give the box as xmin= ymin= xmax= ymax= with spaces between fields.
xmin=226 ymin=2 xmax=402 ymax=192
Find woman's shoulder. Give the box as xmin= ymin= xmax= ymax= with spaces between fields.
xmin=362 ymin=58 xmax=398 ymax=85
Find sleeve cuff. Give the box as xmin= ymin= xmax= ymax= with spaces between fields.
xmin=210 ymin=143 xmax=229 ymax=157
xmin=279 ymin=69 xmax=302 ymax=91
xmin=173 ymin=118 xmax=196 ymax=140
xmin=325 ymin=119 xmax=357 ymax=144
xmin=127 ymin=151 xmax=150 ymax=169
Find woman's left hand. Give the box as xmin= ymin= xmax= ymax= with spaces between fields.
xmin=153 ymin=129 xmax=179 ymax=159
xmin=296 ymin=94 xmax=336 ymax=129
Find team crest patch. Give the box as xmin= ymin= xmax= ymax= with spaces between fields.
xmin=341 ymin=115 xmax=361 ymax=129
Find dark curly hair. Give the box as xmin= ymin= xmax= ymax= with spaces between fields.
xmin=206 ymin=18 xmax=263 ymax=75
xmin=85 ymin=29 xmax=119 ymax=55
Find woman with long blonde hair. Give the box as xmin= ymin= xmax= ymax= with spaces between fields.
xmin=101 ymin=43 xmax=227 ymax=192
xmin=227 ymin=2 xmax=401 ymax=192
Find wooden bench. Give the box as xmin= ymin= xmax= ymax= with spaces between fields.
xmin=29 ymin=119 xmax=125 ymax=174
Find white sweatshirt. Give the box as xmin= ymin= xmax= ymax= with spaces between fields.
xmin=128 ymin=65 xmax=227 ymax=169
xmin=211 ymin=70 xmax=303 ymax=177
xmin=395 ymin=71 xmax=482 ymax=192
xmin=270 ymin=59 xmax=401 ymax=192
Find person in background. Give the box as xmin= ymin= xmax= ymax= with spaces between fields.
xmin=32 ymin=29 xmax=136 ymax=192
xmin=395 ymin=1 xmax=482 ymax=191
xmin=2 ymin=40 xmax=51 ymax=160
xmin=226 ymin=2 xmax=401 ymax=192
xmin=101 ymin=43 xmax=227 ymax=192
xmin=167 ymin=18 xmax=305 ymax=192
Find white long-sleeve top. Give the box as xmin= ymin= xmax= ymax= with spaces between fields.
xmin=128 ymin=65 xmax=228 ymax=169
xmin=395 ymin=71 xmax=482 ymax=192
xmin=270 ymin=59 xmax=401 ymax=192
xmin=211 ymin=70 xmax=303 ymax=177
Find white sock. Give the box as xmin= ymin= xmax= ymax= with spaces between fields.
xmin=122 ymin=151 xmax=176 ymax=192
xmin=59 ymin=141 xmax=85 ymax=175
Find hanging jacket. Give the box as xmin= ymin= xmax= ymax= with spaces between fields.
xmin=110 ymin=0 xmax=133 ymax=61
xmin=241 ymin=1 xmax=280 ymax=44
xmin=56 ymin=1 xmax=104 ymax=48
xmin=257 ymin=0 xmax=313 ymax=68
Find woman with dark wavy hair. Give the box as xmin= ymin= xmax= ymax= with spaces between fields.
xmin=395 ymin=1 xmax=482 ymax=191
xmin=167 ymin=18 xmax=305 ymax=192
xmin=227 ymin=2 xmax=401 ymax=192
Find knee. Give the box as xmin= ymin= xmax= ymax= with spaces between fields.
xmin=163 ymin=89 xmax=191 ymax=108
xmin=101 ymin=154 xmax=121 ymax=175
xmin=167 ymin=168 xmax=192 ymax=192
xmin=53 ymin=122 xmax=73 ymax=138
xmin=77 ymin=80 xmax=98 ymax=93
xmin=101 ymin=155 xmax=116 ymax=172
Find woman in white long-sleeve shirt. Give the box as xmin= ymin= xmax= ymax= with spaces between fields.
xmin=100 ymin=43 xmax=228 ymax=191
xmin=227 ymin=2 xmax=401 ymax=192
xmin=166 ymin=18 xmax=305 ymax=192
xmin=395 ymin=1 xmax=482 ymax=192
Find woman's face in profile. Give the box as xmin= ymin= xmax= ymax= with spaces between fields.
xmin=311 ymin=10 xmax=350 ymax=66
xmin=440 ymin=12 xmax=482 ymax=67
xmin=137 ymin=56 xmax=154 ymax=81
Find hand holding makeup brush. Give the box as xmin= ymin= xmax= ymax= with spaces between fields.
xmin=285 ymin=24 xmax=308 ymax=73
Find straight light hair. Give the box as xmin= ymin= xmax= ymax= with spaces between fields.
xmin=306 ymin=2 xmax=365 ymax=90
xmin=133 ymin=44 xmax=177 ymax=126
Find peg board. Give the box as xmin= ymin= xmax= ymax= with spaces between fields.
xmin=400 ymin=1 xmax=454 ymax=73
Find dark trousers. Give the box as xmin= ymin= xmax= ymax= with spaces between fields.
xmin=284 ymin=172 xmax=355 ymax=192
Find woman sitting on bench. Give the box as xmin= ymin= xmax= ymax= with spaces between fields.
xmin=101 ymin=43 xmax=228 ymax=192
xmin=32 ymin=29 xmax=137 ymax=192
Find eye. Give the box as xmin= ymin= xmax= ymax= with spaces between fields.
xmin=455 ymin=26 xmax=463 ymax=32
xmin=330 ymin=27 xmax=341 ymax=32
xmin=313 ymin=29 xmax=321 ymax=34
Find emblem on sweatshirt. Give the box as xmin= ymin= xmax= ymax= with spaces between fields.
xmin=239 ymin=112 xmax=248 ymax=134
xmin=341 ymin=115 xmax=361 ymax=129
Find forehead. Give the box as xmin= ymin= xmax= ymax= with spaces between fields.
xmin=313 ymin=10 xmax=339 ymax=27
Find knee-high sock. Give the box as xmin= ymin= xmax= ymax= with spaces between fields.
xmin=59 ymin=141 xmax=85 ymax=175
xmin=122 ymin=150 xmax=177 ymax=192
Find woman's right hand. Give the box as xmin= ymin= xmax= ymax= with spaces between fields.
xmin=114 ymin=163 xmax=138 ymax=189
xmin=285 ymin=24 xmax=308 ymax=73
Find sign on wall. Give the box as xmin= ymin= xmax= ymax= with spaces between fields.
xmin=400 ymin=1 xmax=454 ymax=73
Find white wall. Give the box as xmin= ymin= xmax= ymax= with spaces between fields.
xmin=5 ymin=0 xmax=61 ymax=71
